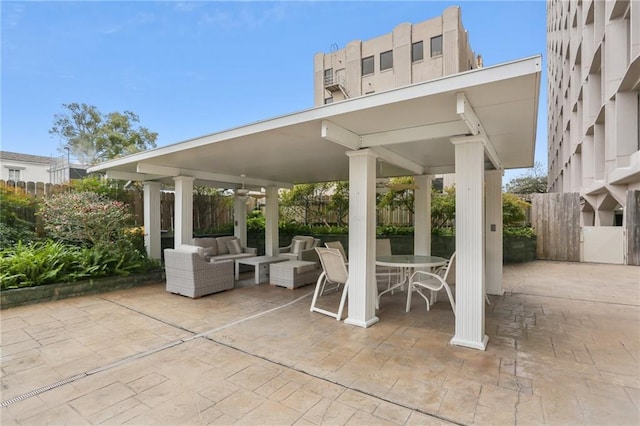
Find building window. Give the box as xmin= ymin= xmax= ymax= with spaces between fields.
xmin=430 ymin=35 xmax=443 ymax=57
xmin=8 ymin=168 xmax=20 ymax=181
xmin=324 ymin=68 xmax=333 ymax=86
xmin=362 ymin=56 xmax=374 ymax=76
xmin=324 ymin=97 xmax=333 ymax=104
xmin=412 ymin=41 xmax=424 ymax=62
xmin=380 ymin=50 xmax=393 ymax=71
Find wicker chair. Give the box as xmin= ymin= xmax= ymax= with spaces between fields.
xmin=164 ymin=246 xmax=234 ymax=298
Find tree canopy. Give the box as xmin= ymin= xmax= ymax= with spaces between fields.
xmin=505 ymin=162 xmax=548 ymax=194
xmin=49 ymin=103 xmax=158 ymax=165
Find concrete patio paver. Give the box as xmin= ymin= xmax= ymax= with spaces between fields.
xmin=1 ymin=260 xmax=639 ymax=425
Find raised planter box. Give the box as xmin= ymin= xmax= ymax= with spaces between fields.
xmin=1 ymin=270 xmax=165 ymax=310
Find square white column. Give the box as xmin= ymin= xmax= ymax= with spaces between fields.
xmin=234 ymin=196 xmax=248 ymax=247
xmin=173 ymin=176 xmax=194 ymax=247
xmin=143 ymin=181 xmax=162 ymax=260
xmin=414 ymin=174 xmax=432 ymax=255
xmin=451 ymin=137 xmax=488 ymax=350
xmin=264 ymin=186 xmax=279 ymax=256
xmin=345 ymin=150 xmax=379 ymax=328
xmin=485 ymin=170 xmax=504 ymax=296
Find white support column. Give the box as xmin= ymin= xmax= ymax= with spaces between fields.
xmin=414 ymin=174 xmax=432 ymax=255
xmin=143 ymin=181 xmax=162 ymax=260
xmin=451 ymin=137 xmax=488 ymax=350
xmin=485 ymin=170 xmax=504 ymax=296
xmin=234 ymin=196 xmax=248 ymax=247
xmin=173 ymin=176 xmax=194 ymax=247
xmin=345 ymin=150 xmax=379 ymax=328
xmin=264 ymin=186 xmax=279 ymax=256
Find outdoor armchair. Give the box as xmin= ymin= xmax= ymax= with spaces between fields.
xmin=279 ymin=235 xmax=321 ymax=261
xmin=164 ymin=245 xmax=234 ymax=298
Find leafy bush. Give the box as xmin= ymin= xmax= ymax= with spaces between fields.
xmin=503 ymin=226 xmax=536 ymax=237
xmin=39 ymin=191 xmax=136 ymax=251
xmin=0 ymin=241 xmax=78 ymax=289
xmin=0 ymin=183 xmax=37 ymax=247
xmin=0 ymin=240 xmax=157 ymax=290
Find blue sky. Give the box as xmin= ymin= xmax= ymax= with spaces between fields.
xmin=2 ymin=1 xmax=547 ymax=183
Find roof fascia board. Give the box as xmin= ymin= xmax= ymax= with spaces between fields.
xmin=106 ymin=171 xmax=163 ymax=181
xmin=456 ymin=92 xmax=503 ymax=170
xmin=88 ymin=56 xmax=542 ymax=174
xmin=370 ymin=146 xmax=424 ymax=175
xmin=136 ymin=162 xmax=293 ymax=188
xmin=321 ymin=120 xmax=360 ymax=149
xmin=360 ymin=121 xmax=469 ymax=147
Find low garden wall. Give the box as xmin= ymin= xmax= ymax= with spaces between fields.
xmin=1 ymin=269 xmax=165 ymax=310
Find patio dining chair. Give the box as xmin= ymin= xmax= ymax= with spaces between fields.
xmin=406 ymin=254 xmax=456 ymax=314
xmin=310 ymin=247 xmax=349 ymax=320
xmin=375 ymin=238 xmax=402 ymax=291
xmin=324 ymin=241 xmax=347 ymax=263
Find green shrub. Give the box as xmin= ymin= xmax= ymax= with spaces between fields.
xmin=0 ymin=184 xmax=37 ymax=247
xmin=0 ymin=241 xmax=158 ymax=290
xmin=39 ymin=191 xmax=136 ymax=252
xmin=0 ymin=241 xmax=79 ymax=289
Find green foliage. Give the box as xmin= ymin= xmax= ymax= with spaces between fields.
xmin=327 ymin=181 xmax=349 ymax=226
xmin=0 ymin=240 xmax=156 ymax=290
xmin=502 ymin=193 xmax=528 ymax=226
xmin=247 ymin=210 xmax=266 ymax=232
xmin=377 ymin=225 xmax=414 ymax=236
xmin=49 ymin=103 xmax=158 ymax=165
xmin=0 ymin=183 xmax=37 ymax=247
xmin=505 ymin=162 xmax=548 ymax=194
xmin=70 ymin=175 xmax=131 ymax=202
xmin=503 ymin=226 xmax=536 ymax=237
xmin=377 ymin=177 xmax=416 ymax=214
xmin=431 ymin=187 xmax=456 ymax=230
xmin=280 ymin=183 xmax=334 ymax=225
xmin=38 ymin=192 xmax=136 ymax=251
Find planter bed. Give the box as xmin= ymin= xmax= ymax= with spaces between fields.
xmin=1 ymin=269 xmax=165 ymax=310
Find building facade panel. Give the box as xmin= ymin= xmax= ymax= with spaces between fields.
xmin=313 ymin=6 xmax=479 ymax=106
xmin=547 ymin=0 xmax=640 ymax=264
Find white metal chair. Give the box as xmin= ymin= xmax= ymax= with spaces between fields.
xmin=375 ymin=239 xmax=402 ymax=291
xmin=406 ymin=253 xmax=456 ymax=314
xmin=310 ymin=247 xmax=349 ymax=320
xmin=324 ymin=241 xmax=347 ymax=263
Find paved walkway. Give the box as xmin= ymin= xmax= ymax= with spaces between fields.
xmin=1 ymin=261 xmax=639 ymax=425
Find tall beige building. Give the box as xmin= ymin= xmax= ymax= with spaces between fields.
xmin=313 ymin=6 xmax=480 ymax=106
xmin=547 ymin=0 xmax=640 ymax=264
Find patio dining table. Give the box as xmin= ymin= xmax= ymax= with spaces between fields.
xmin=376 ymin=255 xmax=448 ymax=309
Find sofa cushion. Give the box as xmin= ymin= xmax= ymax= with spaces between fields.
xmin=305 ymin=238 xmax=316 ymax=250
xmin=193 ymin=238 xmax=218 ymax=256
xmin=226 ymin=238 xmax=242 ymax=254
xmin=216 ymin=236 xmax=238 ymax=255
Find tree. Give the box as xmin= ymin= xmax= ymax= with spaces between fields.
xmin=279 ymin=183 xmax=333 ymax=225
xmin=505 ymin=162 xmax=548 ymax=194
xmin=49 ymin=103 xmax=158 ymax=165
xmin=377 ymin=177 xmax=416 ymax=214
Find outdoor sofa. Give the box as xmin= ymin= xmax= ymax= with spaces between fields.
xmin=164 ymin=245 xmax=234 ymax=298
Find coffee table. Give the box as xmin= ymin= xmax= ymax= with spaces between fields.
xmin=235 ymin=256 xmax=288 ymax=284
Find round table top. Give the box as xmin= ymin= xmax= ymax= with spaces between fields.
xmin=375 ymin=255 xmax=448 ymax=268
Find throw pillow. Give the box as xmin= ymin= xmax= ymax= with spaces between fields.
xmin=292 ymin=239 xmax=305 ymax=254
xmin=226 ymin=238 xmax=242 ymax=255
xmin=305 ymin=238 xmax=315 ymax=250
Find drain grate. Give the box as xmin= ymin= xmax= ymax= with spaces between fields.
xmin=1 ymin=373 xmax=87 ymax=408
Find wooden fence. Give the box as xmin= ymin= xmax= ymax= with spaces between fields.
xmin=531 ymin=192 xmax=581 ymax=261
xmin=3 ymin=180 xmax=421 ymax=233
xmin=627 ymin=190 xmax=640 ymax=266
